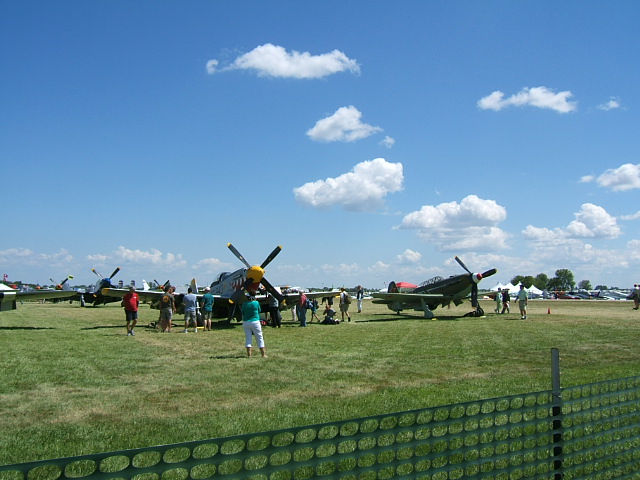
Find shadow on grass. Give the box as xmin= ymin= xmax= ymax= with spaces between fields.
xmin=80 ymin=325 xmax=122 ymax=330
xmin=0 ymin=326 xmax=55 ymax=330
xmin=358 ymin=313 xmax=471 ymax=323
xmin=209 ymin=354 xmax=248 ymax=359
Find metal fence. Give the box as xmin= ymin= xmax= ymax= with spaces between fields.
xmin=1 ymin=350 xmax=638 ymax=479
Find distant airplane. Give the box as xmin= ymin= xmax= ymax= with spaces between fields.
xmin=103 ymin=243 xmax=336 ymax=321
xmin=372 ymin=256 xmax=497 ymax=318
xmin=50 ymin=275 xmax=74 ymax=290
xmin=71 ymin=267 xmax=123 ymax=306
xmin=0 ymin=283 xmax=76 ymax=312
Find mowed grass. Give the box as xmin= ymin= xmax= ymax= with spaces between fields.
xmin=0 ymin=297 xmax=639 ymax=465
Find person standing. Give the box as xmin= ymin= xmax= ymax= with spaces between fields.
xmin=200 ymin=286 xmax=215 ymax=330
xmin=516 ymin=284 xmax=528 ymax=319
xmin=297 ymin=291 xmax=308 ymax=327
xmin=183 ymin=287 xmax=199 ymax=333
xmin=160 ymin=285 xmax=176 ymax=333
xmin=501 ymin=289 xmax=510 ymax=314
xmin=267 ymin=292 xmax=281 ymax=328
xmin=495 ymin=288 xmax=503 ymax=314
xmin=356 ymin=285 xmax=364 ymax=313
xmin=241 ymin=292 xmax=267 ymax=357
xmin=309 ymin=298 xmax=321 ymax=322
xmin=122 ymin=285 xmax=139 ymax=336
xmin=339 ymin=288 xmax=351 ymax=322
xmin=631 ymin=284 xmax=640 ymax=310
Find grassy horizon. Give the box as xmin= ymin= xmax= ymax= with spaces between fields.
xmin=0 ymin=298 xmax=639 ymax=465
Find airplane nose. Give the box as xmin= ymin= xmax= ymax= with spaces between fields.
xmin=246 ymin=266 xmax=265 ymax=284
xmin=473 ymin=273 xmax=483 ymax=283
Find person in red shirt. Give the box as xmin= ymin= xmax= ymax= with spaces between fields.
xmin=122 ymin=285 xmax=139 ymax=336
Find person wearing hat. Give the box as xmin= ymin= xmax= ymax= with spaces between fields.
xmin=516 ymin=284 xmax=528 ymax=319
xmin=122 ymin=285 xmax=139 ymax=336
xmin=241 ymin=290 xmax=267 ymax=357
xmin=200 ymin=286 xmax=215 ymax=330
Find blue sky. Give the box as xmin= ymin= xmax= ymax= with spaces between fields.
xmin=2 ymin=1 xmax=639 ymax=290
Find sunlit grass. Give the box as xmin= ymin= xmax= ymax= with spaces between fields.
xmin=0 ymin=297 xmax=638 ymax=465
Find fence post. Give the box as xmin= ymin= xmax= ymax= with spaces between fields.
xmin=551 ymin=348 xmax=564 ymax=479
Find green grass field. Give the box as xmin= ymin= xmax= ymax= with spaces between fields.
xmin=0 ymin=298 xmax=639 ymax=466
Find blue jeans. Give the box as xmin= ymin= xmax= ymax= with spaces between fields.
xmin=297 ymin=307 xmax=307 ymax=326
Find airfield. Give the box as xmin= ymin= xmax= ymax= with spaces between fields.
xmin=0 ymin=298 xmax=638 ymax=466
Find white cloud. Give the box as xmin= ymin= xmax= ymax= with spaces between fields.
xmin=293 ymin=158 xmax=403 ymax=212
xmin=87 ymin=253 xmax=108 ymax=263
xmin=400 ymin=195 xmax=507 ymax=229
xmin=620 ymin=211 xmax=640 ymax=221
xmin=523 ymin=203 xmax=621 ymax=243
xmin=0 ymin=248 xmax=73 ymax=267
xmin=367 ymin=260 xmax=391 ymax=274
xmin=522 ymin=225 xmax=569 ymax=245
xmin=398 ymin=195 xmax=509 ymax=252
xmin=566 ymin=204 xmax=621 ymax=238
xmin=113 ymin=246 xmax=187 ymax=268
xmin=627 ymin=240 xmax=640 ymax=261
xmin=207 ymin=43 xmax=360 ymax=79
xmin=396 ymin=249 xmax=421 ymax=264
xmin=320 ymin=263 xmax=361 ymax=278
xmin=590 ymin=163 xmax=640 ymax=192
xmin=579 ymin=174 xmax=595 ymax=184
xmin=205 ymin=59 xmax=218 ymax=74
xmin=597 ymin=97 xmax=621 ymax=111
xmin=193 ymin=257 xmax=234 ymax=275
xmin=478 ymin=86 xmax=577 ymax=113
xmin=307 ymin=106 xmax=382 ymax=142
xmin=380 ymin=136 xmax=395 ymax=148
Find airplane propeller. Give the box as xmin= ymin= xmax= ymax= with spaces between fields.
xmin=454 ymin=257 xmax=497 ymax=308
xmin=153 ymin=279 xmax=171 ymax=290
xmin=50 ymin=276 xmax=73 ymax=290
xmin=227 ymin=243 xmax=284 ymax=302
xmin=92 ymin=267 xmax=121 ymax=281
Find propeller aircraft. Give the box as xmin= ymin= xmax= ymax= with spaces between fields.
xmin=72 ymin=267 xmax=123 ymax=306
xmin=50 ymin=275 xmax=74 ymax=290
xmin=102 ymin=243 xmax=336 ymax=322
xmin=372 ymin=256 xmax=497 ymax=318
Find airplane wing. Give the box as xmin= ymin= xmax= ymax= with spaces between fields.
xmin=372 ymin=292 xmax=450 ymax=302
xmin=281 ymin=290 xmax=340 ymax=306
xmin=1 ymin=289 xmax=77 ymax=312
xmin=102 ymin=287 xmax=163 ymax=303
xmin=16 ymin=290 xmax=78 ymax=301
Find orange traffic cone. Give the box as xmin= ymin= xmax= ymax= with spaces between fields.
xmin=547 ymin=307 xmax=551 ymax=314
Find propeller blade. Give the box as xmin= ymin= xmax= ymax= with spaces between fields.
xmin=481 ymin=268 xmax=497 ymax=279
xmin=455 ymin=256 xmax=472 ymax=274
xmin=92 ymin=268 xmax=103 ymax=279
xmin=260 ymin=245 xmax=282 ymax=269
xmin=227 ymin=243 xmax=251 ymax=268
xmin=60 ymin=277 xmax=69 ymax=285
xmin=261 ymin=277 xmax=284 ymax=303
xmin=109 ymin=267 xmax=121 ymax=280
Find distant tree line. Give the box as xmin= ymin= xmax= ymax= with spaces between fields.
xmin=510 ymin=269 xmax=617 ymax=292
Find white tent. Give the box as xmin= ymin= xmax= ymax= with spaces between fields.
xmin=489 ymin=282 xmax=505 ymax=291
xmin=527 ymin=285 xmax=543 ymax=297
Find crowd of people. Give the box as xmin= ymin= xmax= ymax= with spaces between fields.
xmin=120 ymin=284 xmax=367 ymax=358
xmin=493 ymin=285 xmax=529 ymax=319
